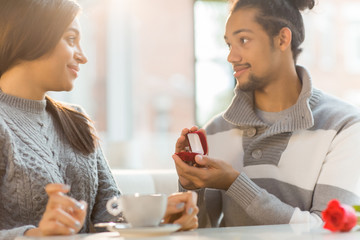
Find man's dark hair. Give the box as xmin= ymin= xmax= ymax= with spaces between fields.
xmin=231 ymin=0 xmax=315 ymax=63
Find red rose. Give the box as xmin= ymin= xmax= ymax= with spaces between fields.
xmin=322 ymin=199 xmax=357 ymax=232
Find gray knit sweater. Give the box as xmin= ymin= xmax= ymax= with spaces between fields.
xmin=0 ymin=90 xmax=120 ymax=239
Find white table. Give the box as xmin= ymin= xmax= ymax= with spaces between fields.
xmin=15 ymin=223 xmax=360 ymax=240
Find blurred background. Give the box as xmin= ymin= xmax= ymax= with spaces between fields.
xmin=51 ymin=0 xmax=360 ymax=169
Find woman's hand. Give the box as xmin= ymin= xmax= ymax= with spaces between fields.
xmin=25 ymin=183 xmax=88 ymax=236
xmin=162 ymin=191 xmax=199 ymax=231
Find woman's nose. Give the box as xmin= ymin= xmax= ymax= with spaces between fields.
xmin=75 ymin=51 xmax=88 ymax=64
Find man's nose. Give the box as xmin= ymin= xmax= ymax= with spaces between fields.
xmin=227 ymin=47 xmax=242 ymax=63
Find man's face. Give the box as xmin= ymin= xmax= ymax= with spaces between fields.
xmin=224 ymin=8 xmax=281 ymax=92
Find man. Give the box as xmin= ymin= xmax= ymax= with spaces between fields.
xmin=172 ymin=0 xmax=360 ymax=228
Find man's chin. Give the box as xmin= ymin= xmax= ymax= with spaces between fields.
xmin=235 ymin=82 xmax=254 ymax=92
xmin=235 ymin=74 xmax=265 ymax=92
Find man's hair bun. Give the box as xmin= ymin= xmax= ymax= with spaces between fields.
xmin=290 ymin=0 xmax=315 ymax=11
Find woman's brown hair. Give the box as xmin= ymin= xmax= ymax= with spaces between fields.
xmin=0 ymin=0 xmax=97 ymax=155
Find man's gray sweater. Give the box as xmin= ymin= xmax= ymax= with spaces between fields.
xmin=181 ymin=66 xmax=360 ymax=227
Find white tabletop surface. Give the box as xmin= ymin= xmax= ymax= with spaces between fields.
xmin=15 ymin=223 xmax=360 ymax=240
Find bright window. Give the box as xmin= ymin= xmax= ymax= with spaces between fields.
xmin=51 ymin=0 xmax=360 ymax=169
xmin=52 ymin=0 xmax=196 ymax=169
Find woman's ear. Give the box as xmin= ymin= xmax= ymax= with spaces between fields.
xmin=277 ymin=27 xmax=292 ymax=51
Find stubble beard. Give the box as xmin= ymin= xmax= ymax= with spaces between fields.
xmin=235 ymin=73 xmax=266 ymax=92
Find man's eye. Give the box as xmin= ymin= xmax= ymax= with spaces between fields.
xmin=240 ymin=38 xmax=249 ymax=44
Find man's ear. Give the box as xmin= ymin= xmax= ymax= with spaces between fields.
xmin=276 ymin=27 xmax=292 ymax=51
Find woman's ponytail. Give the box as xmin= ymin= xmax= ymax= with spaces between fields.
xmin=46 ymin=96 xmax=97 ymax=155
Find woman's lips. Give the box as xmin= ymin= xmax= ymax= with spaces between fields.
xmin=67 ymin=65 xmax=79 ymax=77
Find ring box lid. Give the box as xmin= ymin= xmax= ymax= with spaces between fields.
xmin=187 ymin=131 xmax=208 ymax=155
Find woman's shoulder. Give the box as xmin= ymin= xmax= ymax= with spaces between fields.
xmin=0 ymin=111 xmax=9 ymax=136
xmin=59 ymin=102 xmax=87 ymax=114
xmin=55 ymin=101 xmax=92 ymax=120
xmin=0 ymin=114 xmax=11 ymax=166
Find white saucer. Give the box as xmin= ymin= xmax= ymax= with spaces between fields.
xmin=95 ymin=223 xmax=181 ymax=237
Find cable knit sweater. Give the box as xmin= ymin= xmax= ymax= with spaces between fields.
xmin=0 ymin=90 xmax=120 ymax=240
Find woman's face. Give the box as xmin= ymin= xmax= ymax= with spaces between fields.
xmin=30 ymin=17 xmax=88 ymax=94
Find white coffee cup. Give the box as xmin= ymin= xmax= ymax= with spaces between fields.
xmin=106 ymin=193 xmax=167 ymax=227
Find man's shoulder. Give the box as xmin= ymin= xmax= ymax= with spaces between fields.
xmin=204 ymin=112 xmax=239 ymax=135
xmin=314 ymin=89 xmax=360 ymax=115
xmin=312 ymin=88 xmax=360 ymax=130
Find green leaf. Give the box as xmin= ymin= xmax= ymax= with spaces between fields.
xmin=353 ymin=205 xmax=360 ymax=212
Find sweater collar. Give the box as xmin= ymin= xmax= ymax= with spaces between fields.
xmin=0 ymin=89 xmax=47 ymax=114
xmin=223 ymin=66 xmax=322 ymax=132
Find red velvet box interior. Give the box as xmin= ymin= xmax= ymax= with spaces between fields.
xmin=176 ymin=131 xmax=208 ymax=165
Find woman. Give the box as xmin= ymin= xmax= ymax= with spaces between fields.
xmin=0 ymin=0 xmax=198 ymax=239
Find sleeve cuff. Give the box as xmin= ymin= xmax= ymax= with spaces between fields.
xmin=0 ymin=225 xmax=37 ymax=240
xmin=20 ymin=225 xmax=36 ymax=236
xmin=226 ymin=172 xmax=262 ymax=208
xmin=178 ymin=180 xmax=206 ymax=207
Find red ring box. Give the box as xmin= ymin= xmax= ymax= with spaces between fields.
xmin=176 ymin=131 xmax=208 ymax=166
